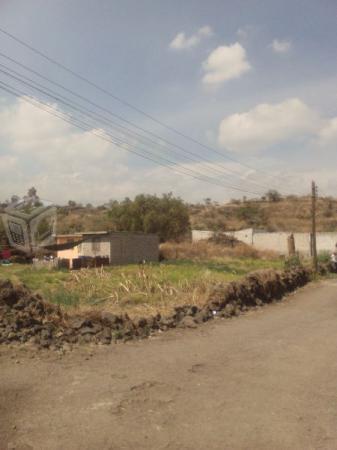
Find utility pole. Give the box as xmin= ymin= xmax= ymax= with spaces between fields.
xmin=311 ymin=181 xmax=318 ymax=272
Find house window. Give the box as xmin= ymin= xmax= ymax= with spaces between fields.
xmin=91 ymin=238 xmax=101 ymax=253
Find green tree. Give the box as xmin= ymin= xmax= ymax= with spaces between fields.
xmin=265 ymin=190 xmax=282 ymax=202
xmin=108 ymin=193 xmax=190 ymax=242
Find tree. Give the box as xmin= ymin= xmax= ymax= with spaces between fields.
xmin=10 ymin=195 xmax=20 ymax=206
xmin=23 ymin=187 xmax=42 ymax=208
xmin=265 ymin=190 xmax=282 ymax=202
xmin=108 ymin=193 xmax=190 ymax=242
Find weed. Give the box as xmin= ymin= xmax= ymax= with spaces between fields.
xmin=50 ymin=287 xmax=80 ymax=308
xmin=284 ymin=254 xmax=302 ymax=270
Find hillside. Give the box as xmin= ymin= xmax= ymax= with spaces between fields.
xmin=189 ymin=196 xmax=337 ymax=233
xmin=2 ymin=196 xmax=337 ymax=246
xmin=58 ymin=196 xmax=337 ymax=234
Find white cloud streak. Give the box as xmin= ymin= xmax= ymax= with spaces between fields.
xmin=271 ymin=39 xmax=292 ymax=53
xmin=169 ymin=25 xmax=213 ymax=51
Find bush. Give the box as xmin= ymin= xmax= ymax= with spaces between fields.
xmin=317 ymin=251 xmax=331 ymax=264
xmin=284 ymin=254 xmax=302 ymax=270
xmin=108 ymin=193 xmax=190 ymax=242
xmin=236 ymin=204 xmax=265 ymax=227
xmin=266 ymin=190 xmax=282 ymax=202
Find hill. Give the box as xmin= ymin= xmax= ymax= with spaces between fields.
xmin=189 ymin=196 xmax=337 ymax=233
xmin=56 ymin=196 xmax=337 ymax=234
xmin=2 ymin=195 xmax=337 ymax=248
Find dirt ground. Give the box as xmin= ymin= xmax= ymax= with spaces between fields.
xmin=1 ymin=279 xmax=337 ymax=450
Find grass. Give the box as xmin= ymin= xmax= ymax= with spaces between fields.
xmin=0 ymin=255 xmax=283 ymax=317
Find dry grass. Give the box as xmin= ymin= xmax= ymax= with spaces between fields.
xmin=160 ymin=240 xmax=277 ymax=261
xmin=0 ymin=256 xmax=283 ymax=319
xmin=190 ymin=196 xmax=337 ymax=232
xmin=66 ymin=265 xmax=213 ymax=317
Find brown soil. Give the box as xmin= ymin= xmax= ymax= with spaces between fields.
xmin=1 ymin=278 xmax=337 ymax=449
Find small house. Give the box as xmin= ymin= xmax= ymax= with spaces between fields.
xmin=55 ymin=231 xmax=159 ymax=268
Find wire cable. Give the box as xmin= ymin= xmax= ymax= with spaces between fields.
xmin=0 ymin=27 xmax=292 ymax=186
xmin=0 ymin=51 xmax=290 ymax=195
xmin=0 ymin=62 xmax=282 ymax=194
xmin=0 ymin=79 xmax=267 ymax=196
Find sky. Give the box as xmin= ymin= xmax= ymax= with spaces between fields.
xmin=0 ymin=0 xmax=336 ymax=204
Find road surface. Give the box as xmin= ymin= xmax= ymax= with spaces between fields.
xmin=1 ymin=279 xmax=337 ymax=450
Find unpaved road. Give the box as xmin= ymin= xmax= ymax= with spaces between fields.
xmin=1 ymin=279 xmax=337 ymax=450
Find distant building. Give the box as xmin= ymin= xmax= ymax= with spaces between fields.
xmin=55 ymin=231 xmax=159 ymax=268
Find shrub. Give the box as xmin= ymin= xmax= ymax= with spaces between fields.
xmin=284 ymin=254 xmax=302 ymax=270
xmin=317 ymin=251 xmax=330 ymax=264
xmin=108 ymin=193 xmax=190 ymax=242
xmin=236 ymin=204 xmax=265 ymax=227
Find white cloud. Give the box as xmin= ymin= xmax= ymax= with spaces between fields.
xmin=271 ymin=39 xmax=292 ymax=53
xmin=218 ymin=98 xmax=320 ymax=153
xmin=169 ymin=25 xmax=213 ymax=51
xmin=202 ymin=43 xmax=251 ymax=86
xmin=0 ymin=96 xmax=247 ymax=204
xmin=319 ymin=117 xmax=337 ymax=144
xmin=0 ymin=97 xmax=132 ymax=202
xmin=2 ymin=95 xmax=337 ymax=205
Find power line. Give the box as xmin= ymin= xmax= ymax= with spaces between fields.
xmin=0 ymin=27 xmax=292 ymax=187
xmin=0 ymin=51 xmax=289 ymax=195
xmin=0 ymin=73 xmax=265 ymax=195
xmin=0 ymin=63 xmax=269 ymax=193
xmin=0 ymin=80 xmax=266 ymax=196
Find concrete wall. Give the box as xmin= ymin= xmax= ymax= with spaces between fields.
xmin=192 ymin=228 xmax=253 ymax=245
xmin=230 ymin=228 xmax=254 ymax=245
xmin=253 ymin=232 xmax=308 ymax=254
xmin=191 ymin=230 xmax=215 ymax=242
xmin=316 ymin=233 xmax=337 ymax=253
xmin=78 ymin=238 xmax=110 ymax=259
xmin=192 ymin=228 xmax=337 ymax=256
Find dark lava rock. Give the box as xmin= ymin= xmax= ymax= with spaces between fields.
xmin=178 ymin=316 xmax=197 ymax=329
xmin=100 ymin=312 xmax=119 ymax=326
xmin=80 ymin=326 xmax=99 ymax=335
xmin=97 ymin=327 xmax=112 ymax=344
xmin=69 ymin=317 xmax=88 ymax=330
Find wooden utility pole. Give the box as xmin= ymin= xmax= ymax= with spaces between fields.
xmin=311 ymin=181 xmax=318 ymax=272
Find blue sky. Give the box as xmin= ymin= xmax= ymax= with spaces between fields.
xmin=0 ymin=0 xmax=336 ymax=203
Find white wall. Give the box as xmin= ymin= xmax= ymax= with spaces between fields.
xmin=231 ymin=228 xmax=253 ymax=245
xmin=192 ymin=228 xmax=253 ymax=245
xmin=192 ymin=230 xmax=215 ymax=242
xmin=253 ymin=232 xmax=309 ymax=254
xmin=192 ymin=228 xmax=337 ymax=255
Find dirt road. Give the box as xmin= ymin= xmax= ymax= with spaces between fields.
xmin=1 ymin=279 xmax=337 ymax=450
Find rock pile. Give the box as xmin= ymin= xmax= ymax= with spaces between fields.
xmin=0 ymin=267 xmax=312 ymax=349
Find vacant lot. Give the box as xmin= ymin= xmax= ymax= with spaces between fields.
xmin=1 ymin=279 xmax=337 ymax=450
xmin=0 ymin=256 xmax=283 ymax=317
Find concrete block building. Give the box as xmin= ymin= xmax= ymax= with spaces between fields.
xmin=55 ymin=231 xmax=159 ymax=268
